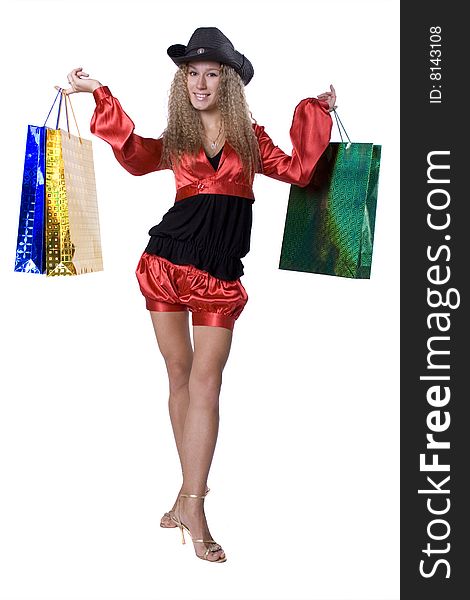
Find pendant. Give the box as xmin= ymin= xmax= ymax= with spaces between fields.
xmin=210 ymin=141 xmax=217 ymax=150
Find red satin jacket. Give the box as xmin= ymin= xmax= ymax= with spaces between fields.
xmin=90 ymin=85 xmax=333 ymax=202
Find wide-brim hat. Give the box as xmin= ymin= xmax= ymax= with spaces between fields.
xmin=167 ymin=27 xmax=254 ymax=86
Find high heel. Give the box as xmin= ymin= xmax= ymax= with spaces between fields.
xmin=173 ymin=492 xmax=227 ymax=563
xmin=160 ymin=487 xmax=210 ymax=528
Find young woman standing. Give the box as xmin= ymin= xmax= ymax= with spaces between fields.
xmin=58 ymin=26 xmax=336 ymax=563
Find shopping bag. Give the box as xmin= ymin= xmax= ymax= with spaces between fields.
xmin=14 ymin=96 xmax=56 ymax=273
xmin=278 ymin=111 xmax=381 ymax=279
xmin=14 ymin=89 xmax=103 ymax=276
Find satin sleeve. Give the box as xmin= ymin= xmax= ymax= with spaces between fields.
xmin=90 ymin=85 xmax=167 ymax=176
xmin=254 ymin=98 xmax=332 ymax=187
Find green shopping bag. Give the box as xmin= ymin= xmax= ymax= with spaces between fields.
xmin=278 ymin=111 xmax=381 ymax=279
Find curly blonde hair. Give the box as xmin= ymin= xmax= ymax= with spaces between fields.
xmin=159 ymin=63 xmax=261 ymax=181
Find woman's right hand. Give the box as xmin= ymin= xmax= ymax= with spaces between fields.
xmin=54 ymin=67 xmax=103 ymax=95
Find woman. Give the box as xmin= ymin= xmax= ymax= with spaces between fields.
xmin=58 ymin=27 xmax=336 ymax=563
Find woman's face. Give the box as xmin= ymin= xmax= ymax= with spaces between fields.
xmin=186 ymin=61 xmax=221 ymax=111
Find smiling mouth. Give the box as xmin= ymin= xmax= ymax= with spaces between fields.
xmin=194 ymin=93 xmax=210 ymax=100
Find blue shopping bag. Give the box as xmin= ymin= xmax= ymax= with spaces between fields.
xmin=14 ymin=90 xmax=63 ymax=273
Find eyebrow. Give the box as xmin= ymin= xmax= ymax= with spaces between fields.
xmin=188 ymin=64 xmax=221 ymax=71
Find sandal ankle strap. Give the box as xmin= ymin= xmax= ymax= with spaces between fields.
xmin=180 ymin=492 xmax=207 ymax=499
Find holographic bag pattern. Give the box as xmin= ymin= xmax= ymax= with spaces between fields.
xmin=14 ymin=106 xmax=53 ymax=273
xmin=278 ymin=111 xmax=381 ymax=279
xmin=14 ymin=89 xmax=103 ymax=276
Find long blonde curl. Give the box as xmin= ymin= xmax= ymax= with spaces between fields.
xmin=159 ymin=64 xmax=261 ymax=181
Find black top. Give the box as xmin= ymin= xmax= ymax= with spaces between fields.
xmin=144 ymin=146 xmax=254 ymax=281
xmin=206 ymin=147 xmax=223 ymax=170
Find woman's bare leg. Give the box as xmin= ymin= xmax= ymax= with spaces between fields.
xmin=177 ymin=324 xmax=233 ymax=561
xmin=149 ymin=311 xmax=193 ymax=521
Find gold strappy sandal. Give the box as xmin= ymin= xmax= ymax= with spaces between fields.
xmin=160 ymin=487 xmax=210 ymax=528
xmin=172 ymin=492 xmax=226 ymax=563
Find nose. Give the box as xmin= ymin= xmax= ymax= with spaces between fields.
xmin=196 ymin=75 xmax=207 ymax=89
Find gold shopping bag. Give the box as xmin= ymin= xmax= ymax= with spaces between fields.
xmin=45 ymin=90 xmax=103 ymax=276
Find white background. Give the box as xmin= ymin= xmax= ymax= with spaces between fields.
xmin=0 ymin=1 xmax=399 ymax=599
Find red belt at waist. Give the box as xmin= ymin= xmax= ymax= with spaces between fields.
xmin=175 ymin=180 xmax=255 ymax=202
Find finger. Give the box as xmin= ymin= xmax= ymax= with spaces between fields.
xmin=67 ymin=68 xmax=82 ymax=83
xmin=56 ymin=86 xmax=74 ymax=95
xmin=330 ymin=84 xmax=336 ymax=94
xmin=66 ymin=69 xmax=80 ymax=87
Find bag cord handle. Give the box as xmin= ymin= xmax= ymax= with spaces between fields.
xmin=43 ymin=88 xmax=62 ymax=128
xmin=43 ymin=88 xmax=83 ymax=144
xmin=332 ymin=109 xmax=352 ymax=147
xmin=62 ymin=90 xmax=82 ymax=143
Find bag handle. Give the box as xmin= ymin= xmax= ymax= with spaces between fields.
xmin=43 ymin=88 xmax=83 ymax=144
xmin=61 ymin=90 xmax=83 ymax=144
xmin=331 ymin=109 xmax=352 ymax=149
xmin=43 ymin=88 xmax=63 ymax=129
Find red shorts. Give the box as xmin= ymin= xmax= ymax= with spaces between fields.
xmin=135 ymin=252 xmax=248 ymax=331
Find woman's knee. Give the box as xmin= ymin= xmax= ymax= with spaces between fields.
xmin=164 ymin=355 xmax=193 ymax=393
xmin=188 ymin=367 xmax=223 ymax=406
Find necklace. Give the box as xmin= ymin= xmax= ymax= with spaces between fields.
xmin=204 ymin=121 xmax=223 ymax=151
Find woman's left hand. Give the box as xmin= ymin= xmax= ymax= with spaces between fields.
xmin=317 ymin=84 xmax=337 ymax=112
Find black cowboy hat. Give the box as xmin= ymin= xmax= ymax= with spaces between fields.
xmin=167 ymin=27 xmax=254 ymax=86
